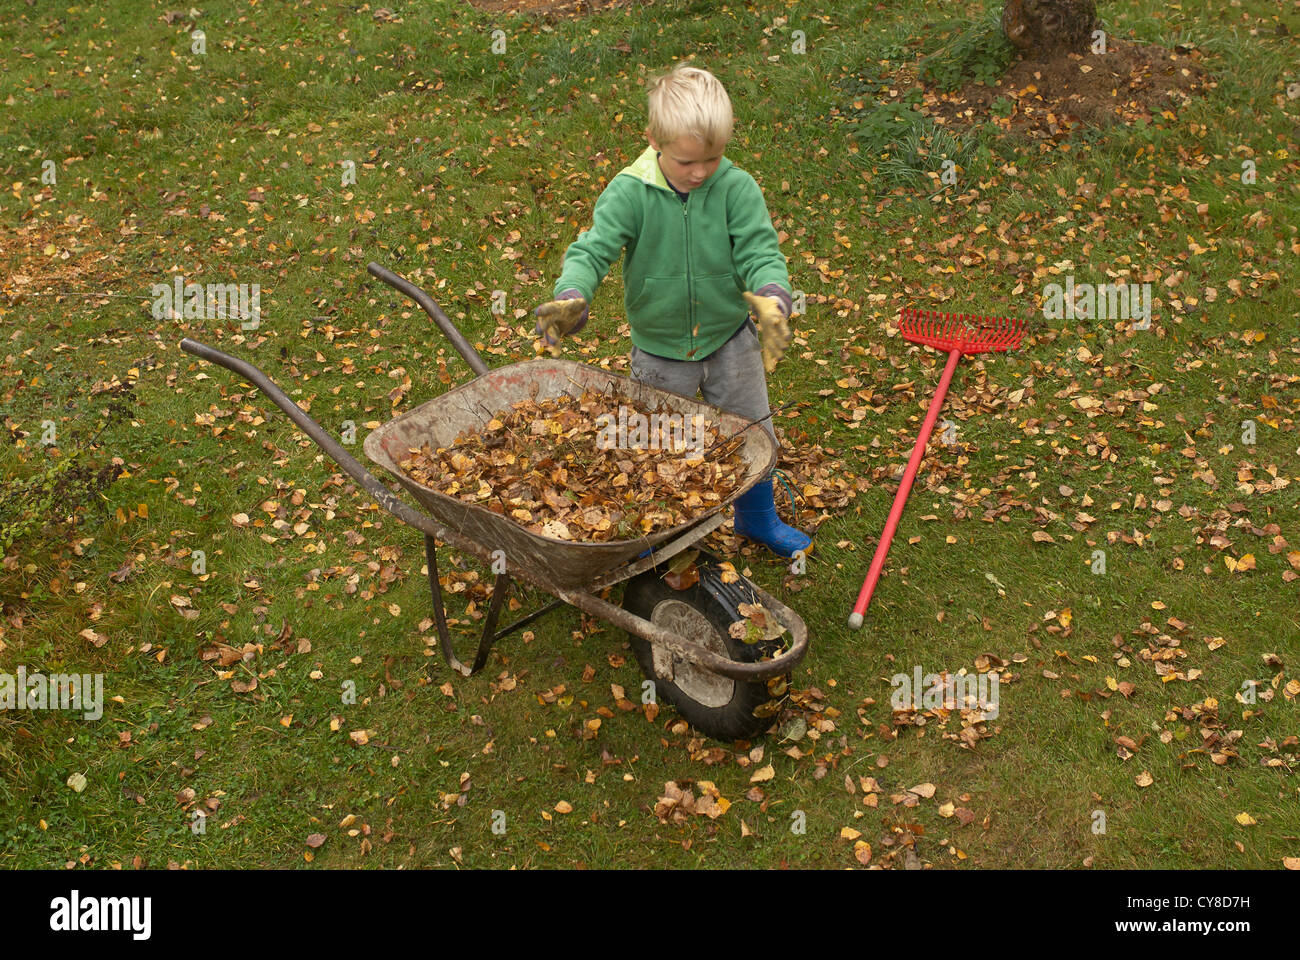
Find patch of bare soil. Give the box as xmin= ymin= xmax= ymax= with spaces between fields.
xmin=927 ymin=37 xmax=1211 ymax=139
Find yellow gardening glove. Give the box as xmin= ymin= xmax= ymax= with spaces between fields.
xmin=743 ymin=290 xmax=791 ymax=373
xmin=533 ymin=294 xmax=589 ymax=356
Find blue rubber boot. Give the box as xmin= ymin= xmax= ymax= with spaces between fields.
xmin=733 ymin=477 xmax=811 ymax=559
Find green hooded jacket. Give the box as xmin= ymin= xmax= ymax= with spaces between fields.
xmin=554 ymin=146 xmax=791 ymax=361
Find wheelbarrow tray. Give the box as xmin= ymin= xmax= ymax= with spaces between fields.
xmin=362 ymin=357 xmax=777 ymax=590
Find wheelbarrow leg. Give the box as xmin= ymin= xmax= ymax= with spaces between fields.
xmin=475 ymin=570 xmax=510 ymax=675
xmin=425 ymin=535 xmax=474 ymax=677
xmin=424 ymin=535 xmax=567 ymax=677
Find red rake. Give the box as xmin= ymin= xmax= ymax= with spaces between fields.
xmin=848 ymin=308 xmax=1027 ymax=629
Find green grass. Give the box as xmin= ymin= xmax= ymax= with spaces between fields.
xmin=1 ymin=0 xmax=1298 ymax=870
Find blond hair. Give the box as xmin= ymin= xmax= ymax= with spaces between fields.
xmin=645 ymin=64 xmax=733 ymax=150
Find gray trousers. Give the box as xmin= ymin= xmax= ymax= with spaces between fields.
xmin=629 ymin=319 xmax=775 ymax=440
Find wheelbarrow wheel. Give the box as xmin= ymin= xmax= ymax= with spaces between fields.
xmin=622 ymin=560 xmax=785 ymax=742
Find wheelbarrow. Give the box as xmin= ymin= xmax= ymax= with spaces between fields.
xmin=177 ymin=262 xmax=808 ymax=741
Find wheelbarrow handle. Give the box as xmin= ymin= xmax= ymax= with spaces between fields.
xmin=366 ymin=262 xmax=490 ymax=378
xmin=178 ymin=337 xmax=451 ymax=543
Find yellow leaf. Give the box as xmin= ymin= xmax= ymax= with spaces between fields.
xmin=554 ymin=801 xmax=573 ymax=814
xmin=1135 ymin=771 xmax=1154 ymax=787
xmin=840 ymin=827 xmax=861 ymax=841
xmin=1235 ymin=812 xmax=1257 ymax=826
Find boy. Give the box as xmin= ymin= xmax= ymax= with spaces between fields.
xmin=535 ymin=64 xmax=809 ymax=559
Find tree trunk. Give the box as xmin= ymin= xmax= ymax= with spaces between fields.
xmin=1001 ymin=0 xmax=1099 ymax=56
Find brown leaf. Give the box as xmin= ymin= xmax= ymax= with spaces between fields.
xmin=663 ymin=563 xmax=699 ymax=591
xmin=108 ymin=561 xmax=136 ymax=583
xmin=78 ymin=628 xmax=107 ymax=648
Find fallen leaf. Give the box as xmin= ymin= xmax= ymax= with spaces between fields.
xmin=78 ymin=628 xmax=107 ymax=648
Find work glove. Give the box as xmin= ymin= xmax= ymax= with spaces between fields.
xmin=534 ymin=290 xmax=589 ymax=354
xmin=743 ymin=285 xmax=793 ymax=373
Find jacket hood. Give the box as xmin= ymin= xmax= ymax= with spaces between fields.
xmin=616 ymin=145 xmax=734 ymax=193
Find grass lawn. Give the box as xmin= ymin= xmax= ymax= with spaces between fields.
xmin=1 ymin=0 xmax=1297 ymax=870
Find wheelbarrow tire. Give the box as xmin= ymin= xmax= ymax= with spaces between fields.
xmin=622 ymin=565 xmax=784 ymax=742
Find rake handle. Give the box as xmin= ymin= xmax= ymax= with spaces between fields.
xmin=848 ymin=347 xmax=962 ymax=628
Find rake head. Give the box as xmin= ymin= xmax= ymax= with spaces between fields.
xmin=899 ymin=308 xmax=1026 ymax=355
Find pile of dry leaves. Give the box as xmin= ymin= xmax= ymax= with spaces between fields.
xmin=399 ymin=390 xmax=747 ymax=541
xmin=928 ymin=37 xmax=1210 ymax=138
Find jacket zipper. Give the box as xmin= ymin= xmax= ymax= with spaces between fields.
xmin=683 ymin=196 xmax=692 ymax=354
